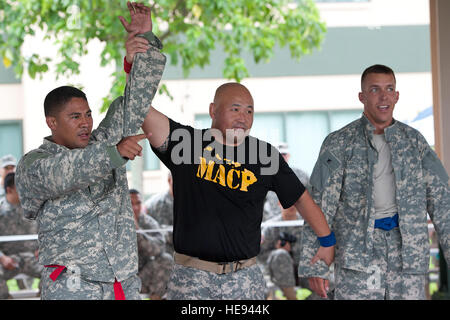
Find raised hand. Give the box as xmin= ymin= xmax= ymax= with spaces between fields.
xmin=125 ymin=30 xmax=150 ymax=64
xmin=118 ymin=2 xmax=152 ymax=34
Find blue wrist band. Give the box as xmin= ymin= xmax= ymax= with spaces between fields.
xmin=318 ymin=231 xmax=336 ymax=247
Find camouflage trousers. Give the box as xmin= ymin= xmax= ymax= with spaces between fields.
xmin=41 ymin=267 xmax=141 ymax=300
xmin=139 ymin=252 xmax=173 ymax=297
xmin=334 ymin=227 xmax=426 ymax=300
xmin=0 ymin=251 xmax=42 ymax=299
xmin=167 ymin=263 xmax=266 ymax=300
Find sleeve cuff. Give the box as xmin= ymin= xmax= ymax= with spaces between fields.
xmin=106 ymin=145 xmax=128 ymax=169
xmin=298 ymin=260 xmax=330 ymax=279
xmin=137 ymin=31 xmax=163 ymax=50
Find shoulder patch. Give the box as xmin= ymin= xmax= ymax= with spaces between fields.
xmin=320 ymin=150 xmax=341 ymax=173
xmin=310 ymin=149 xmax=342 ymax=193
xmin=23 ymin=152 xmax=51 ymax=169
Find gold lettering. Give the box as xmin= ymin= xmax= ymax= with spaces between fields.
xmin=196 ymin=157 xmax=215 ymax=181
xmin=212 ymin=164 xmax=226 ymax=187
xmin=240 ymin=169 xmax=258 ymax=192
xmin=198 ymin=157 xmax=257 ymax=192
xmin=227 ymin=169 xmax=241 ymax=189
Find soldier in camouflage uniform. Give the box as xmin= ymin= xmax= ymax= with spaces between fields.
xmin=0 ymin=173 xmax=41 ymax=299
xmin=266 ymin=232 xmax=298 ymax=299
xmin=130 ymin=189 xmax=173 ymax=300
xmin=0 ymin=155 xmax=16 ymax=200
xmin=299 ymin=64 xmax=450 ymax=300
xmin=145 ymin=172 xmax=174 ymax=255
xmin=263 ymin=143 xmax=310 ymax=221
xmin=15 ymin=3 xmax=166 ymax=300
xmin=259 ymin=202 xmax=304 ymax=300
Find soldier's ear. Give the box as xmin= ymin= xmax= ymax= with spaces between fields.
xmin=46 ymin=116 xmax=57 ymax=130
xmin=358 ymin=92 xmax=365 ymax=104
xmin=209 ymin=103 xmax=216 ymax=120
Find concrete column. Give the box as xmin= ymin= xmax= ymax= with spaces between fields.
xmin=430 ymin=0 xmax=450 ymax=173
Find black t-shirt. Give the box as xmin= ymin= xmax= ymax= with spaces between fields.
xmin=151 ymin=119 xmax=305 ymax=262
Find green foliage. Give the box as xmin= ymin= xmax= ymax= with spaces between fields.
xmin=0 ymin=0 xmax=326 ymax=112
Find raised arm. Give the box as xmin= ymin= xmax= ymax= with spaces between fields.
xmin=94 ymin=2 xmax=165 ymax=143
xmin=141 ymin=106 xmax=170 ymax=150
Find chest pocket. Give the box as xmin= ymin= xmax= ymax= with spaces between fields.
xmin=87 ymin=170 xmax=117 ymax=204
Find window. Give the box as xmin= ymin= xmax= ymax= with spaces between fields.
xmin=0 ymin=121 xmax=23 ymax=162
xmin=143 ymin=142 xmax=160 ymax=170
xmin=195 ymin=109 xmax=362 ymax=175
xmin=126 ymin=139 xmax=160 ymax=171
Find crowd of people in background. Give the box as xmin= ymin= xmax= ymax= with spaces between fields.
xmin=1 ymin=2 xmax=448 ymax=301
xmin=0 ymin=146 xmax=330 ymax=300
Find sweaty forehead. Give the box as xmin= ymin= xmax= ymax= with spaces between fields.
xmin=61 ymin=97 xmax=91 ymax=114
xmin=216 ymin=89 xmax=253 ymax=108
xmin=362 ymin=73 xmax=396 ymax=89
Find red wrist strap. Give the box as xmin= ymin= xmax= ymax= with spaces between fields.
xmin=124 ymin=56 xmax=132 ymax=74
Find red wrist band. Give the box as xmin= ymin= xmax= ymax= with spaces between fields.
xmin=124 ymin=56 xmax=132 ymax=74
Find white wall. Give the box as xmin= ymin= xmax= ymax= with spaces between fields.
xmin=155 ymin=72 xmax=432 ymax=122
xmin=0 ymin=0 xmax=434 ymax=195
xmin=1 ymin=84 xmax=24 ymax=119
xmin=19 ymin=31 xmax=115 ymax=153
xmin=318 ymin=0 xmax=429 ymax=27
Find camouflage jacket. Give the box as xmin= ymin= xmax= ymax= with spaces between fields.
xmin=299 ymin=114 xmax=450 ymax=278
xmin=15 ymin=32 xmax=166 ymax=282
xmin=0 ymin=198 xmax=38 ymax=256
xmin=137 ymin=213 xmax=165 ymax=269
xmin=145 ymin=190 xmax=173 ymax=226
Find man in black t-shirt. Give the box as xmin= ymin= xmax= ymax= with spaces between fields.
xmin=141 ymin=82 xmax=335 ymax=299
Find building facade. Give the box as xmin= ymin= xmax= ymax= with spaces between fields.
xmin=1 ymin=0 xmax=433 ymax=197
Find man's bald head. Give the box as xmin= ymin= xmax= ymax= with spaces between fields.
xmin=213 ymin=83 xmax=253 ymax=106
xmin=209 ymin=82 xmax=254 ymax=145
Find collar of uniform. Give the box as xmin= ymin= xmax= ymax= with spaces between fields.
xmin=383 ymin=120 xmax=400 ymax=143
xmin=42 ymin=136 xmax=71 ymax=154
xmin=360 ymin=113 xmax=398 ymax=138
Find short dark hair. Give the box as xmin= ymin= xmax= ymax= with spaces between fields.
xmin=4 ymin=172 xmax=15 ymax=194
xmin=44 ymin=86 xmax=87 ymax=117
xmin=129 ymin=188 xmax=140 ymax=195
xmin=361 ymin=64 xmax=396 ymax=90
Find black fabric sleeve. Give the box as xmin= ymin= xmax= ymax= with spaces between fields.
xmin=150 ymin=118 xmax=189 ymax=169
